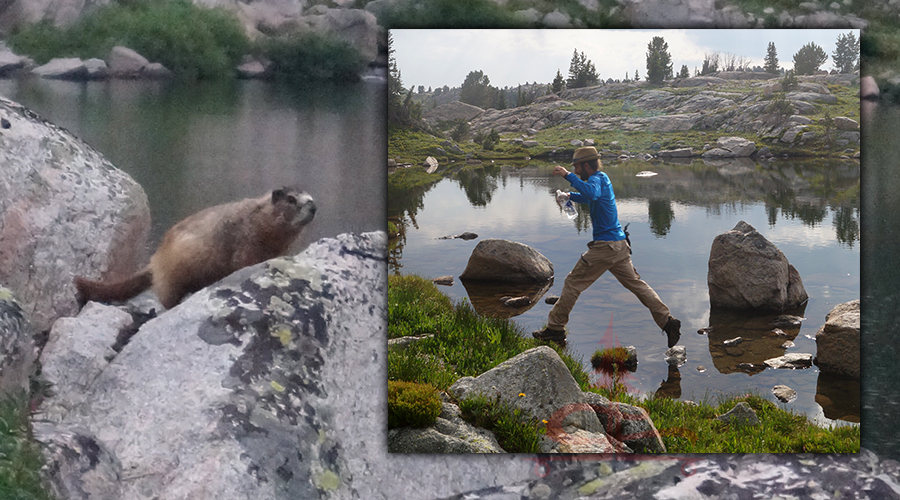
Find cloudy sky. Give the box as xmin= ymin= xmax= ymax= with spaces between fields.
xmin=391 ymin=29 xmax=858 ymax=90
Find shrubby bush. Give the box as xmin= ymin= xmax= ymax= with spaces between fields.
xmin=10 ymin=0 xmax=248 ymax=79
xmin=256 ymin=32 xmax=366 ymax=83
xmin=387 ymin=380 xmax=443 ymax=429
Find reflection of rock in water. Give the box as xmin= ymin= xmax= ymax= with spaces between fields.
xmin=655 ymin=365 xmax=681 ymax=399
xmin=459 ymin=279 xmax=553 ymax=319
xmin=705 ymin=306 xmax=807 ymax=375
xmin=816 ymin=372 xmax=861 ymax=423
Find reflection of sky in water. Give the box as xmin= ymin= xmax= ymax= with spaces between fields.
xmin=395 ymin=165 xmax=859 ymax=427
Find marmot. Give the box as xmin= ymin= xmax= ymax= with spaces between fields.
xmin=75 ymin=187 xmax=316 ymax=309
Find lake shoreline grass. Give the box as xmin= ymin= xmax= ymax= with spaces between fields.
xmin=388 ymin=274 xmax=860 ymax=453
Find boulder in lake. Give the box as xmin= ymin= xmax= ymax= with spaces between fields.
xmin=459 ymin=239 xmax=553 ymax=283
xmin=107 ymin=46 xmax=170 ymax=79
xmin=33 ymin=58 xmax=89 ymax=80
xmin=0 ymin=49 xmax=26 ymax=75
xmin=236 ymin=59 xmax=269 ymax=79
xmin=815 ymin=299 xmax=860 ymax=379
xmin=703 ymin=136 xmax=757 ymax=158
xmin=657 ymin=147 xmax=693 ymax=158
xmin=764 ymin=352 xmax=813 ymax=370
xmin=707 ymin=221 xmax=808 ymax=311
xmin=772 ymin=385 xmax=797 ymax=403
xmin=107 ymin=46 xmax=149 ymax=77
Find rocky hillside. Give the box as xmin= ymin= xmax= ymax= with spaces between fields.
xmin=421 ymin=72 xmax=860 ymax=158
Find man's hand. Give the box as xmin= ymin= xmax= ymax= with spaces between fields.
xmin=553 ymin=165 xmax=570 ymax=177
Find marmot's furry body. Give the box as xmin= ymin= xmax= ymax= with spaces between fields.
xmin=75 ymin=188 xmax=316 ymax=309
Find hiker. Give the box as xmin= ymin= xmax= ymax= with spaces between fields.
xmin=532 ymin=146 xmax=682 ymax=347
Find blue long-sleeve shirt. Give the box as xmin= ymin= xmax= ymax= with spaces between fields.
xmin=566 ymin=171 xmax=627 ymax=242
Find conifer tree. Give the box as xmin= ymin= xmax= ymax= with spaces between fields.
xmin=764 ymin=42 xmax=779 ymax=74
xmin=793 ymin=42 xmax=828 ymax=75
xmin=832 ymin=32 xmax=859 ymax=74
xmin=567 ymin=49 xmax=599 ymax=88
xmin=645 ymin=36 xmax=673 ymax=84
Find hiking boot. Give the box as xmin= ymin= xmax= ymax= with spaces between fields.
xmin=532 ymin=327 xmax=566 ymax=342
xmin=663 ymin=317 xmax=681 ymax=348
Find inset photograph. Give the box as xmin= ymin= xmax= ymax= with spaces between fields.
xmin=388 ymin=29 xmax=860 ymax=454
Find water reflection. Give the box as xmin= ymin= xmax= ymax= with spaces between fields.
xmin=459 ymin=279 xmax=554 ymax=319
xmin=390 ymin=157 xmax=860 ymax=250
xmin=705 ymin=308 xmax=807 ymax=375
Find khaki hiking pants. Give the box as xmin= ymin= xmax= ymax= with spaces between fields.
xmin=547 ymin=239 xmax=671 ymax=332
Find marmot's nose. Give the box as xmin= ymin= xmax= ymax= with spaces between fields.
xmin=309 ymin=203 xmax=317 ymax=214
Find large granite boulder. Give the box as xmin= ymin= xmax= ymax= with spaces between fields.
xmin=707 ymin=221 xmax=808 ymax=311
xmin=235 ymin=6 xmax=380 ymax=63
xmin=0 ymin=48 xmax=26 ymax=75
xmin=32 ymin=58 xmax=90 ymax=80
xmin=107 ymin=46 xmax=171 ymax=79
xmin=36 ymin=232 xmax=539 ymax=499
xmin=424 ymin=101 xmax=485 ymax=126
xmin=815 ymin=299 xmax=860 ymax=379
xmin=459 ymin=239 xmax=553 ymax=283
xmin=447 ymin=346 xmax=664 ymax=454
xmin=701 ymin=136 xmax=757 ymax=158
xmin=0 ymin=96 xmax=150 ymax=333
xmin=449 ymin=346 xmax=614 ymax=453
xmin=586 ymin=395 xmax=665 ymax=454
xmin=833 ymin=116 xmax=860 ymax=131
xmin=450 ymin=347 xmax=603 ymax=434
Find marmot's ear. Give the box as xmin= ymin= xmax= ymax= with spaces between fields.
xmin=271 ymin=188 xmax=287 ymax=203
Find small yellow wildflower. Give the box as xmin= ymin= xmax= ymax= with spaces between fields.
xmin=519 ymin=393 xmax=525 ymax=397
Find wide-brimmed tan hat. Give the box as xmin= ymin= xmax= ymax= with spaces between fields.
xmin=571 ymin=146 xmax=602 ymax=164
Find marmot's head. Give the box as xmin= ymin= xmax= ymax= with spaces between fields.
xmin=271 ymin=187 xmax=316 ymax=230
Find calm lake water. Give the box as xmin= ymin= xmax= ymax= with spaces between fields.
xmin=390 ymin=157 xmax=860 ymax=427
xmin=0 ymin=75 xmax=386 ymax=250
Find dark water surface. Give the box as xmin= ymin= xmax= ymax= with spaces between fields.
xmin=391 ymin=157 xmax=859 ymax=428
xmin=0 ymin=75 xmax=386 ymax=251
xmin=861 ymin=101 xmax=900 ymax=458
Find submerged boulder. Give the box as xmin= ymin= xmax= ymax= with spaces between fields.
xmin=459 ymin=239 xmax=553 ymax=283
xmin=707 ymin=221 xmax=808 ymax=311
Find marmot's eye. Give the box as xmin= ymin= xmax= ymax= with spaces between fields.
xmin=287 ymin=195 xmax=297 ymax=204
